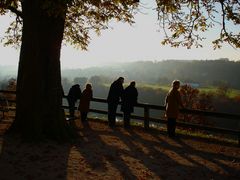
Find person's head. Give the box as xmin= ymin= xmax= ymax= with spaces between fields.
xmin=73 ymin=84 xmax=80 ymax=88
xmin=130 ymin=81 xmax=136 ymax=87
xmin=117 ymin=77 xmax=124 ymax=84
xmin=172 ymin=80 xmax=181 ymax=89
xmin=86 ymin=83 xmax=92 ymax=90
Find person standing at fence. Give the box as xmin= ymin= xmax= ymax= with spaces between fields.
xmin=67 ymin=84 xmax=81 ymax=118
xmin=165 ymin=80 xmax=184 ymax=137
xmin=78 ymin=84 xmax=93 ymax=123
xmin=107 ymin=77 xmax=124 ymax=127
xmin=121 ymin=81 xmax=138 ymax=128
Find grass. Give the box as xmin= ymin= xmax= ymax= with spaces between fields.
xmin=133 ymin=83 xmax=240 ymax=98
xmin=199 ymin=87 xmax=240 ymax=98
xmin=88 ymin=116 xmax=239 ymax=145
xmin=175 ymin=128 xmax=239 ymax=145
xmin=136 ymin=83 xmax=170 ymax=91
xmin=103 ymin=82 xmax=240 ymax=98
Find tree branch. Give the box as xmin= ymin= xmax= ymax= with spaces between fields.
xmin=7 ymin=6 xmax=23 ymax=18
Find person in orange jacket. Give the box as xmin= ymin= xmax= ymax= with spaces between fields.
xmin=78 ymin=84 xmax=93 ymax=122
xmin=165 ymin=80 xmax=184 ymax=137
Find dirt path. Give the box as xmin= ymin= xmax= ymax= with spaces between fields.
xmin=0 ymin=119 xmax=240 ymax=180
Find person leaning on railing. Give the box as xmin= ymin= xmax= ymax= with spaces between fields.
xmin=165 ymin=80 xmax=184 ymax=138
xmin=78 ymin=84 xmax=93 ymax=123
xmin=121 ymin=81 xmax=138 ymax=128
xmin=67 ymin=84 xmax=82 ymax=119
xmin=107 ymin=77 xmax=124 ymax=128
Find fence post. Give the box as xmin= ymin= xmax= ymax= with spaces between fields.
xmin=237 ymin=120 xmax=240 ymax=146
xmin=238 ymin=121 xmax=240 ymax=146
xmin=238 ymin=133 xmax=240 ymax=147
xmin=144 ymin=106 xmax=149 ymax=129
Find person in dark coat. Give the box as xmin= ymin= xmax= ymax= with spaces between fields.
xmin=78 ymin=84 xmax=93 ymax=122
xmin=121 ymin=81 xmax=138 ymax=128
xmin=165 ymin=80 xmax=184 ymax=137
xmin=67 ymin=84 xmax=81 ymax=118
xmin=107 ymin=77 xmax=124 ymax=127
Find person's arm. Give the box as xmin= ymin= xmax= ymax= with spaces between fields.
xmin=90 ymin=91 xmax=93 ymax=100
xmin=78 ymin=88 xmax=82 ymax=99
xmin=164 ymin=94 xmax=168 ymax=107
xmin=135 ymin=89 xmax=138 ymax=104
xmin=120 ymin=85 xmax=124 ymax=101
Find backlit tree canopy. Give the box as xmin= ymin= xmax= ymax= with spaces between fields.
xmin=0 ymin=0 xmax=139 ymax=49
xmin=156 ymin=0 xmax=240 ymax=49
xmin=0 ymin=0 xmax=239 ymax=49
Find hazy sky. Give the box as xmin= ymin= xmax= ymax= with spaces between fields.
xmin=0 ymin=0 xmax=239 ymax=69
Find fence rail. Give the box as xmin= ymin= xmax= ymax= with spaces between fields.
xmin=90 ymin=97 xmax=240 ymax=136
xmin=1 ymin=90 xmax=240 ymax=144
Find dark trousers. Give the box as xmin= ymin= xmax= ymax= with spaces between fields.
xmin=167 ymin=118 xmax=176 ymax=137
xmin=67 ymin=98 xmax=75 ymax=118
xmin=80 ymin=111 xmax=88 ymax=122
xmin=108 ymin=103 xmax=118 ymax=127
xmin=123 ymin=112 xmax=131 ymax=128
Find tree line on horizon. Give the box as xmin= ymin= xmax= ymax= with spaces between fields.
xmin=1 ymin=59 xmax=240 ymax=90
xmin=61 ymin=59 xmax=240 ymax=89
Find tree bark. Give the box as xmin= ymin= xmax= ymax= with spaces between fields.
xmin=10 ymin=0 xmax=71 ymax=140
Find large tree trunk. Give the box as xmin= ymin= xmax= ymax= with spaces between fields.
xmin=10 ymin=0 xmax=71 ymax=140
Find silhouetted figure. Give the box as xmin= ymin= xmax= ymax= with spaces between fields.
xmin=78 ymin=84 xmax=93 ymax=122
xmin=107 ymin=77 xmax=124 ymax=127
xmin=165 ymin=80 xmax=184 ymax=137
xmin=121 ymin=81 xmax=138 ymax=128
xmin=67 ymin=84 xmax=81 ymax=118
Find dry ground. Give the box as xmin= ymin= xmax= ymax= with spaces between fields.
xmin=0 ymin=118 xmax=240 ymax=180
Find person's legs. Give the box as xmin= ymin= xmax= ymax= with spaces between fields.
xmin=81 ymin=111 xmax=88 ymax=122
xmin=108 ymin=103 xmax=112 ymax=126
xmin=68 ymin=98 xmax=75 ymax=118
xmin=172 ymin=118 xmax=176 ymax=136
xmin=123 ymin=112 xmax=130 ymax=128
xmin=108 ymin=103 xmax=118 ymax=127
xmin=167 ymin=118 xmax=176 ymax=137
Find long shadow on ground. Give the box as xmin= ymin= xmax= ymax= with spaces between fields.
xmin=74 ymin=119 xmax=240 ymax=179
xmin=0 ymin=118 xmax=239 ymax=179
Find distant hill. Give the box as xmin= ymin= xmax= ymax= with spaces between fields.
xmin=0 ymin=66 xmax=17 ymax=88
xmin=62 ymin=59 xmax=240 ymax=89
xmin=0 ymin=65 xmax=17 ymax=79
xmin=1 ymin=59 xmax=240 ymax=89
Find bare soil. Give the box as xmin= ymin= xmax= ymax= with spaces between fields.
xmin=0 ymin=118 xmax=240 ymax=180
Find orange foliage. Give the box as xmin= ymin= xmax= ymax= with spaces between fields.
xmin=179 ymin=84 xmax=214 ymax=126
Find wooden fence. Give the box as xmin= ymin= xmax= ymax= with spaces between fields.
xmin=1 ymin=90 xmax=240 ymax=144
